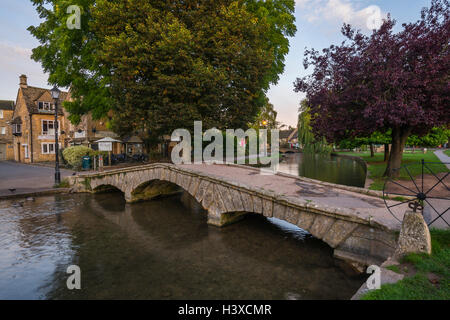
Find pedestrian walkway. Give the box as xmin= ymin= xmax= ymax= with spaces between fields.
xmin=434 ymin=149 xmax=450 ymax=169
xmin=0 ymin=161 xmax=73 ymax=197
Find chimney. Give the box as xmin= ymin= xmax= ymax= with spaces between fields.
xmin=19 ymin=74 xmax=27 ymax=88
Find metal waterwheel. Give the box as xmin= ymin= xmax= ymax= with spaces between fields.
xmin=383 ymin=159 xmax=449 ymax=227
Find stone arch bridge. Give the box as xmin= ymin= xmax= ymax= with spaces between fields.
xmin=68 ymin=163 xmax=402 ymax=270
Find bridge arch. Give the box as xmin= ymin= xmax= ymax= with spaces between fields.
xmin=75 ymin=166 xmax=368 ymax=252
xmin=69 ymin=164 xmax=398 ymax=269
xmin=93 ymin=184 xmax=124 ymax=194
xmin=90 ymin=175 xmax=126 ymax=195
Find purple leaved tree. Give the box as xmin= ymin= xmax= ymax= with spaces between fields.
xmin=294 ymin=0 xmax=449 ymax=177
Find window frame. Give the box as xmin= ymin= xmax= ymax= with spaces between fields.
xmin=41 ymin=142 xmax=61 ymax=155
xmin=23 ymin=144 xmax=29 ymax=159
xmin=12 ymin=124 xmax=21 ymax=134
xmin=38 ymin=101 xmax=54 ymax=111
xmin=41 ymin=120 xmax=60 ymax=135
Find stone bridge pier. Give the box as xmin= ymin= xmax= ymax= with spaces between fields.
xmin=68 ymin=163 xmax=400 ymax=271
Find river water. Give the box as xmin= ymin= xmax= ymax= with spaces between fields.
xmin=278 ymin=153 xmax=367 ymax=188
xmin=0 ymin=191 xmax=364 ymax=300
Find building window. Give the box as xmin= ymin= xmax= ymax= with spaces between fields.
xmin=41 ymin=142 xmax=60 ymax=154
xmin=23 ymin=144 xmax=29 ymax=159
xmin=0 ymin=110 xmax=3 ymax=119
xmin=0 ymin=127 xmax=5 ymax=135
xmin=38 ymin=102 xmax=54 ymax=111
xmin=42 ymin=120 xmax=59 ymax=135
xmin=12 ymin=124 xmax=21 ymax=134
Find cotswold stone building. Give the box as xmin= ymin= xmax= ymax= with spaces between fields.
xmin=0 ymin=100 xmax=15 ymax=160
xmin=11 ymin=75 xmax=68 ymax=163
xmin=64 ymin=90 xmax=121 ymax=152
xmin=11 ymin=75 xmax=121 ymax=163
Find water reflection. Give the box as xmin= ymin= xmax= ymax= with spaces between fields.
xmin=0 ymin=193 xmax=364 ymax=300
xmin=278 ymin=153 xmax=366 ymax=187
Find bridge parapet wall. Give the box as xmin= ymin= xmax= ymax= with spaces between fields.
xmin=68 ymin=163 xmax=398 ymax=271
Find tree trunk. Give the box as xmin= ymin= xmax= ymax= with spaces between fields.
xmin=384 ymin=127 xmax=412 ymax=177
xmin=369 ymin=143 xmax=375 ymax=157
xmin=384 ymin=144 xmax=390 ymax=162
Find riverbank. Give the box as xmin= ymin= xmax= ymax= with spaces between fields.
xmin=335 ymin=151 xmax=449 ymax=191
xmin=361 ymin=229 xmax=450 ymax=300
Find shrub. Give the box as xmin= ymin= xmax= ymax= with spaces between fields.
xmin=55 ymin=178 xmax=70 ymax=188
xmin=62 ymin=146 xmax=96 ymax=169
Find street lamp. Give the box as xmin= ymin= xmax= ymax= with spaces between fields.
xmin=50 ymin=86 xmax=61 ymax=185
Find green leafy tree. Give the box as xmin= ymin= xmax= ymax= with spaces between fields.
xmin=407 ymin=127 xmax=450 ymax=148
xmin=251 ymin=97 xmax=279 ymax=129
xmin=244 ymin=0 xmax=297 ymax=85
xmin=338 ymin=131 xmax=391 ymax=158
xmin=28 ymin=0 xmax=296 ymax=139
xmin=298 ymin=100 xmax=332 ymax=154
xmin=28 ymin=0 xmax=111 ymax=124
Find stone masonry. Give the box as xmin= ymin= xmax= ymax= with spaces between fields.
xmin=68 ymin=163 xmax=401 ymax=270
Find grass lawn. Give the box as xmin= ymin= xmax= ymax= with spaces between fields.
xmin=445 ymin=149 xmax=450 ymax=157
xmin=362 ymin=229 xmax=450 ymax=300
xmin=337 ymin=151 xmax=449 ymax=190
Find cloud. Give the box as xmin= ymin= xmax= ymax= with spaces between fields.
xmin=0 ymin=42 xmax=32 ymax=57
xmin=0 ymin=42 xmax=48 ymax=100
xmin=296 ymin=0 xmax=387 ymax=31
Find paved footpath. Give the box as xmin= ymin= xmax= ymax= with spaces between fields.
xmin=434 ymin=149 xmax=450 ymax=169
xmin=0 ymin=161 xmax=73 ymax=197
xmin=180 ymin=163 xmax=406 ymax=231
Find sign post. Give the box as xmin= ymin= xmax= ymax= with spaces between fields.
xmin=95 ymin=137 xmax=121 ymax=168
xmin=99 ymin=141 xmax=112 ymax=166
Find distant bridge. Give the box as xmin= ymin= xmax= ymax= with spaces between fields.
xmin=68 ymin=163 xmax=402 ymax=270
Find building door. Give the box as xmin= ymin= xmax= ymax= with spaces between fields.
xmin=0 ymin=143 xmax=6 ymax=161
xmin=17 ymin=142 xmax=21 ymax=162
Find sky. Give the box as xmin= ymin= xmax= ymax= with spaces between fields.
xmin=0 ymin=0 xmax=432 ymax=127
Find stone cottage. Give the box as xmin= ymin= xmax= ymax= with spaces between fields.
xmin=11 ymin=75 xmax=69 ymax=163
xmin=0 ymin=100 xmax=15 ymax=160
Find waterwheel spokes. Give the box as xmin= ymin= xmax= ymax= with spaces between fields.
xmin=384 ymin=160 xmax=449 ymax=227
xmin=421 ymin=159 xmax=424 ymax=193
xmin=425 ymin=171 xmax=449 ymax=196
xmin=386 ymin=177 xmax=419 ymax=196
xmin=404 ymin=165 xmax=421 ymax=193
xmin=385 ymin=192 xmax=419 ymax=198
xmin=383 ymin=200 xmax=403 ymax=222
xmin=387 ymin=197 xmax=417 ymax=209
xmin=383 ymin=187 xmax=404 ymax=223
xmin=425 ymin=200 xmax=450 ymax=228
xmin=426 ymin=196 xmax=450 ymax=200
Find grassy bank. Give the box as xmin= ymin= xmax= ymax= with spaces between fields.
xmin=445 ymin=149 xmax=450 ymax=157
xmin=336 ymin=151 xmax=449 ymax=190
xmin=362 ymin=229 xmax=450 ymax=300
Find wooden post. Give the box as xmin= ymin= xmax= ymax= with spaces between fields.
xmin=108 ymin=151 xmax=112 ymax=166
